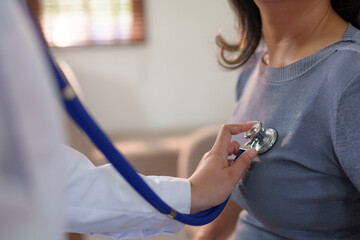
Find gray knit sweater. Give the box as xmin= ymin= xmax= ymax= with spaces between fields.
xmin=230 ymin=25 xmax=360 ymax=240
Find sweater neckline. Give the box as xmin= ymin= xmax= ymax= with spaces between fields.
xmin=260 ymin=24 xmax=359 ymax=83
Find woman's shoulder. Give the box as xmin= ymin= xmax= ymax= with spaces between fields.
xmin=234 ymin=45 xmax=266 ymax=99
xmin=332 ymin=25 xmax=360 ymax=59
xmin=324 ymin=26 xmax=360 ymax=89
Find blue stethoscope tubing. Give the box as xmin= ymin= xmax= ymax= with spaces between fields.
xmin=23 ymin=1 xmax=245 ymax=226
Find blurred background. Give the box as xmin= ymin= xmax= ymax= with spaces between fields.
xmin=28 ymin=0 xmax=240 ymax=239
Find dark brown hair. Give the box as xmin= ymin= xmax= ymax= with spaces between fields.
xmin=217 ymin=0 xmax=360 ymax=69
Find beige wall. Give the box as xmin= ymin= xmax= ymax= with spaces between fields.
xmin=54 ymin=0 xmax=240 ymax=134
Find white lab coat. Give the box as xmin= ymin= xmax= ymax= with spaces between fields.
xmin=0 ymin=1 xmax=190 ymax=240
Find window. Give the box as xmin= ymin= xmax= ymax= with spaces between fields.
xmin=29 ymin=0 xmax=145 ymax=47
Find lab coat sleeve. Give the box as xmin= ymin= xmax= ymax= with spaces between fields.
xmin=62 ymin=145 xmax=191 ymax=239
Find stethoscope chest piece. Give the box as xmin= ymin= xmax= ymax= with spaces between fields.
xmin=242 ymin=121 xmax=277 ymax=154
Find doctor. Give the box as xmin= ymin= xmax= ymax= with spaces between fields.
xmin=0 ymin=1 xmax=257 ymax=240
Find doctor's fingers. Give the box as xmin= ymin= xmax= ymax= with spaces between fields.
xmin=228 ymin=149 xmax=257 ymax=181
xmin=227 ymin=140 xmax=241 ymax=156
xmin=212 ymin=123 xmax=253 ymax=154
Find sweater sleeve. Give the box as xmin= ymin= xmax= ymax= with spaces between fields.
xmin=334 ymin=72 xmax=360 ymax=191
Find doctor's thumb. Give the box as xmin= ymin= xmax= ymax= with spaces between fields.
xmin=230 ymin=149 xmax=257 ymax=179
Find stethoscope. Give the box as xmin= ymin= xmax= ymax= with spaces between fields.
xmin=239 ymin=120 xmax=277 ymax=154
xmin=24 ymin=2 xmax=277 ymax=226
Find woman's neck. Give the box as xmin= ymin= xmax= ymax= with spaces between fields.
xmin=255 ymin=0 xmax=349 ymax=67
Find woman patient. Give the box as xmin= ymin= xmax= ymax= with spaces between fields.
xmin=194 ymin=0 xmax=360 ymax=239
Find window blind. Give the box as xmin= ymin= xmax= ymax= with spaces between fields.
xmin=35 ymin=0 xmax=145 ymax=47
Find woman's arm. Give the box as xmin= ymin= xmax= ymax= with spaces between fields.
xmin=193 ymin=198 xmax=242 ymax=240
xmin=334 ymin=73 xmax=360 ymax=191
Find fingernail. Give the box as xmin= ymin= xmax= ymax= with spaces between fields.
xmin=246 ymin=149 xmax=257 ymax=159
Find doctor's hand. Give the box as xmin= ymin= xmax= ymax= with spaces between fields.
xmin=188 ymin=123 xmax=257 ymax=214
